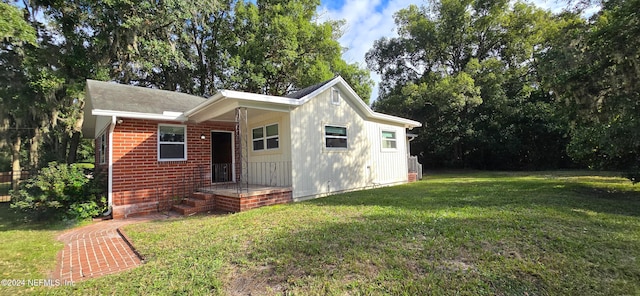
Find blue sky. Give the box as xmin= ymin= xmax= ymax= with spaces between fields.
xmin=319 ymin=0 xmax=599 ymax=103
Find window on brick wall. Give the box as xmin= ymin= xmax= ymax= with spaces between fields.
xmin=158 ymin=124 xmax=187 ymax=161
xmin=99 ymin=132 xmax=106 ymax=164
xmin=252 ymin=123 xmax=279 ymax=151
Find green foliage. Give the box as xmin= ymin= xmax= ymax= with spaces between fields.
xmin=538 ymin=0 xmax=640 ymax=181
xmin=367 ymin=0 xmax=570 ymax=169
xmin=0 ymin=0 xmax=373 ymax=175
xmin=0 ymin=2 xmax=36 ymax=45
xmin=10 ymin=162 xmax=106 ymax=221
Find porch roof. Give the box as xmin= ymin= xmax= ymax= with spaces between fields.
xmin=185 ymin=76 xmax=422 ymax=129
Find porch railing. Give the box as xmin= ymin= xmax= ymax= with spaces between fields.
xmin=408 ymin=156 xmax=423 ymax=180
xmin=212 ymin=163 xmax=233 ymax=183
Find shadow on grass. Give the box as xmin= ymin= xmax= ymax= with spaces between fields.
xmin=0 ymin=202 xmax=74 ymax=231
xmin=237 ymin=205 xmax=639 ymax=295
xmin=308 ymin=175 xmax=640 ymax=218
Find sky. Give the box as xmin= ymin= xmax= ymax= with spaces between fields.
xmin=318 ymin=0 xmax=595 ymax=103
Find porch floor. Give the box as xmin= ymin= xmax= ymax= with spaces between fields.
xmin=198 ymin=184 xmax=293 ymax=198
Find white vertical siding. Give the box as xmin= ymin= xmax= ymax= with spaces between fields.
xmin=366 ymin=121 xmax=408 ymax=184
xmin=244 ymin=110 xmax=292 ymax=186
xmin=289 ymin=87 xmax=410 ymax=200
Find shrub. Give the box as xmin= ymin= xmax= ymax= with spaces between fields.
xmin=10 ymin=162 xmax=106 ymax=221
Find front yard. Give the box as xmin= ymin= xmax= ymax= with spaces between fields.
xmin=5 ymin=171 xmax=640 ymax=295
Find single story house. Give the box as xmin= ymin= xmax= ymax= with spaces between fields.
xmin=82 ymin=76 xmax=422 ymax=218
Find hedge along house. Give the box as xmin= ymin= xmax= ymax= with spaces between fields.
xmin=82 ymin=77 xmax=422 ymax=219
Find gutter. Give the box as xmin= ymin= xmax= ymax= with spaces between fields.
xmin=102 ymin=116 xmax=116 ymax=217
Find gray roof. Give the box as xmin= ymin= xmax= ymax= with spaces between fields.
xmin=86 ymin=80 xmax=206 ymax=113
xmin=285 ymin=77 xmax=335 ymax=99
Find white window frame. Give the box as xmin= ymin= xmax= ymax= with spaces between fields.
xmin=331 ymin=88 xmax=341 ymax=105
xmin=381 ymin=130 xmax=398 ymax=151
xmin=158 ymin=124 xmax=187 ymax=161
xmin=324 ymin=125 xmax=348 ymax=149
xmin=252 ymin=123 xmax=279 ymax=151
xmin=99 ymin=132 xmax=106 ymax=164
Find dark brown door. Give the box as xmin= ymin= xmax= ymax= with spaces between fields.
xmin=211 ymin=132 xmax=233 ymax=182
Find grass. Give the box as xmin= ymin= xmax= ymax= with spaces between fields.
xmin=0 ymin=204 xmax=66 ymax=295
xmin=9 ymin=171 xmax=640 ymax=295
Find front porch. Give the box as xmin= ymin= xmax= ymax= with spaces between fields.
xmin=172 ymin=184 xmax=293 ymax=215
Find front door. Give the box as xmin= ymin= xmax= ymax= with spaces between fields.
xmin=211 ymin=131 xmax=233 ymax=183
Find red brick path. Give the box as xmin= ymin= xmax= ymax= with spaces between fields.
xmin=52 ymin=215 xmax=170 ymax=282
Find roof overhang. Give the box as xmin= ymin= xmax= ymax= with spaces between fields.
xmin=186 ymin=79 xmax=422 ymax=128
xmin=186 ymin=90 xmax=297 ymax=123
xmin=82 ymin=78 xmax=421 ymax=138
xmin=295 ymin=76 xmax=422 ymax=129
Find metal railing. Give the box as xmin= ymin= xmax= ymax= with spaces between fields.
xmin=212 ymin=163 xmax=233 ymax=183
xmin=207 ymin=161 xmax=292 ymax=191
xmin=154 ymin=165 xmax=206 ymax=211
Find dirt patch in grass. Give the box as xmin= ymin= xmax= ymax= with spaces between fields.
xmin=223 ymin=264 xmax=286 ymax=296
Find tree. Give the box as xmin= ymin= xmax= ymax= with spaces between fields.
xmin=0 ymin=2 xmax=38 ymax=189
xmin=1 ymin=0 xmax=374 ymax=177
xmin=366 ymin=0 xmax=570 ymax=169
xmin=538 ymin=0 xmax=640 ymax=181
xmin=228 ymin=0 xmax=372 ymax=101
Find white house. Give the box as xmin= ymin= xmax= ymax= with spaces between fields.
xmin=82 ymin=76 xmax=421 ymax=218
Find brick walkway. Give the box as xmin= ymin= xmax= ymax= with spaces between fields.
xmin=52 ymin=214 xmax=173 ymax=282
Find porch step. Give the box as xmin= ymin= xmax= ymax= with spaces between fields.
xmin=183 ymin=197 xmax=207 ymax=207
xmin=192 ymin=192 xmax=216 ymax=201
xmin=172 ymin=204 xmax=199 ymax=216
xmin=171 ymin=192 xmax=217 ymax=216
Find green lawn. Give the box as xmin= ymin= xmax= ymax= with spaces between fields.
xmin=0 ymin=203 xmax=66 ymax=295
xmin=12 ymin=171 xmax=640 ymax=295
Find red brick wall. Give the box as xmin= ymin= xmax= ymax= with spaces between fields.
xmin=110 ymin=118 xmax=235 ymax=217
xmin=408 ymin=172 xmax=418 ymax=183
xmin=215 ymin=191 xmax=292 ymax=212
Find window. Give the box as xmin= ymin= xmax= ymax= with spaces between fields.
xmin=252 ymin=123 xmax=279 ymax=151
xmin=99 ymin=133 xmax=106 ymax=164
xmin=325 ymin=125 xmax=347 ymax=148
xmin=158 ymin=124 xmax=187 ymax=160
xmin=381 ymin=130 xmax=397 ymax=149
xmin=331 ymin=89 xmax=341 ymax=105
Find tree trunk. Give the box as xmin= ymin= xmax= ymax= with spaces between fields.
xmin=11 ymin=136 xmax=21 ymax=192
xmin=29 ymin=126 xmax=42 ymax=169
xmin=67 ymin=131 xmax=80 ymax=164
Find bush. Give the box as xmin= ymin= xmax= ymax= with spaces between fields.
xmin=10 ymin=162 xmax=106 ymax=221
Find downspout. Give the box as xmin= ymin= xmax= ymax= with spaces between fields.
xmin=102 ymin=116 xmax=116 ymax=217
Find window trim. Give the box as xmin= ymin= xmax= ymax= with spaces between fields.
xmin=331 ymin=88 xmax=341 ymax=105
xmin=381 ymin=129 xmax=398 ymax=151
xmin=99 ymin=132 xmax=106 ymax=164
xmin=252 ymin=123 xmax=279 ymax=151
xmin=324 ymin=124 xmax=348 ymax=149
xmin=157 ymin=124 xmax=187 ymax=161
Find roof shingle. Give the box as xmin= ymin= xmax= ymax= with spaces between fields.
xmin=284 ymin=77 xmax=336 ymax=99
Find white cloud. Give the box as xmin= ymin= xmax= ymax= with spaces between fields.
xmin=320 ymin=0 xmax=425 ymax=103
